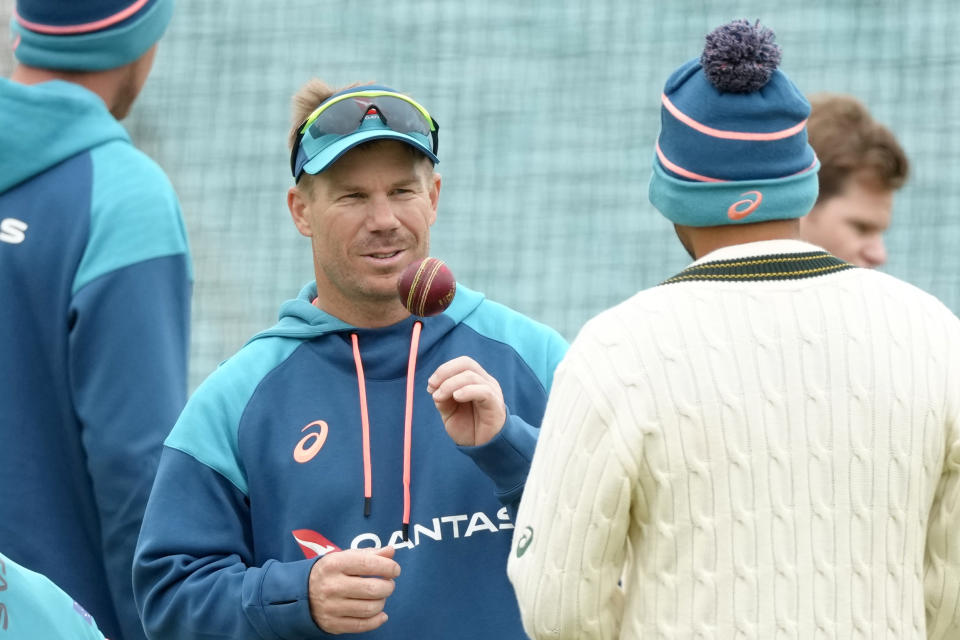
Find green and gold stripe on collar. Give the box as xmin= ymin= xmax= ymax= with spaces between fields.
xmin=661 ymin=251 xmax=854 ymax=285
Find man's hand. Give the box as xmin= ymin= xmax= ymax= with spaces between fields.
xmin=427 ymin=356 xmax=507 ymax=447
xmin=308 ymin=546 xmax=400 ymax=634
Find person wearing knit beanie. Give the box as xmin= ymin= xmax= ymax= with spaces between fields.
xmin=0 ymin=2 xmax=190 ymax=640
xmin=510 ymin=19 xmax=960 ymax=639
xmin=646 ymin=18 xmax=821 ymax=259
xmin=9 ymin=0 xmax=174 ymax=117
xmin=11 ymin=0 xmax=173 ymax=72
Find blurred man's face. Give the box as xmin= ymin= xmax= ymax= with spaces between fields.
xmin=800 ymin=174 xmax=893 ymax=268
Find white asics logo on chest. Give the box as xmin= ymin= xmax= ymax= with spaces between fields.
xmin=0 ymin=218 xmax=28 ymax=245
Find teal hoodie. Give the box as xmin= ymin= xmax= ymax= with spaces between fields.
xmin=135 ymin=281 xmax=568 ymax=639
xmin=0 ymin=552 xmax=106 ymax=640
xmin=0 ymin=78 xmax=192 ymax=640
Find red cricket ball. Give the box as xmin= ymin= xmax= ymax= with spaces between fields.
xmin=397 ymin=257 xmax=457 ymax=317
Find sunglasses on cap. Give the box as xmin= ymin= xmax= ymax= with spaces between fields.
xmin=290 ymin=88 xmax=440 ymax=180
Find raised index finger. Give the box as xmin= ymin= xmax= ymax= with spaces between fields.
xmin=427 ymin=356 xmax=493 ymax=393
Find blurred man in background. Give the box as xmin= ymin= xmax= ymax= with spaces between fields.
xmin=799 ymin=92 xmax=909 ymax=268
xmin=0 ymin=1 xmax=191 ymax=638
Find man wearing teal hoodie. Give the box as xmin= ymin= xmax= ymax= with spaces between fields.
xmin=0 ymin=2 xmax=191 ymax=639
xmin=134 ymin=79 xmax=567 ymax=639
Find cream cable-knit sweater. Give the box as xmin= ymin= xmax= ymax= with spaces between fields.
xmin=508 ymin=240 xmax=960 ymax=639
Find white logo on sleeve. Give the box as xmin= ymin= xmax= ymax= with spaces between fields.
xmin=0 ymin=218 xmax=28 ymax=245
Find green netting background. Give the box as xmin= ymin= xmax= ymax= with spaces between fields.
xmin=3 ymin=1 xmax=959 ymax=391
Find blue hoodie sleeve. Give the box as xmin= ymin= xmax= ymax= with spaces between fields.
xmin=69 ymin=255 xmax=191 ymax=640
xmin=134 ymin=447 xmax=323 ymax=639
xmin=67 ymin=140 xmax=192 ymax=640
xmin=135 ymin=335 xmax=326 ymax=639
xmin=458 ymin=414 xmax=539 ymax=508
xmin=458 ymin=326 xmax=569 ymax=519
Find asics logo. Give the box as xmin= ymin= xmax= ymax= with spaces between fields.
xmin=727 ymin=190 xmax=763 ymax=221
xmin=515 ymin=526 xmax=534 ymax=558
xmin=293 ymin=420 xmax=329 ymax=463
xmin=0 ymin=218 xmax=28 ymax=244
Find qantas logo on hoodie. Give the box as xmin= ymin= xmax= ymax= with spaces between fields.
xmin=292 ymin=507 xmax=514 ymax=559
xmin=292 ymin=529 xmax=342 ymax=558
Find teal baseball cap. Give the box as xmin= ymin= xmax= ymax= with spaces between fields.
xmin=290 ymin=84 xmax=439 ymax=180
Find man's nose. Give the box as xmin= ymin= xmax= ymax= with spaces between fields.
xmin=366 ymin=196 xmax=400 ymax=230
xmin=862 ymin=236 xmax=887 ymax=268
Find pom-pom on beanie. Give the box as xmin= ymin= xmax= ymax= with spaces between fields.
xmin=648 ymin=19 xmax=820 ymax=227
xmin=11 ymin=0 xmax=174 ymax=72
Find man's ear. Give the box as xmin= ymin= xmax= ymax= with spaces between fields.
xmin=427 ymin=172 xmax=442 ymax=226
xmin=288 ymin=185 xmax=313 ymax=237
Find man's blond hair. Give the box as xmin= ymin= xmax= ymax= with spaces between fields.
xmin=288 ymin=78 xmax=351 ymax=151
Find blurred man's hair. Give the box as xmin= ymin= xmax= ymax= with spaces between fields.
xmin=807 ymin=93 xmax=909 ymax=203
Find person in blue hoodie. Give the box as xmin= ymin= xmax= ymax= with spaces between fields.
xmin=0 ymin=2 xmax=190 ymax=640
xmin=133 ymin=79 xmax=568 ymax=639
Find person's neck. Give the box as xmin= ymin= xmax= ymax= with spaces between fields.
xmin=677 ymin=219 xmax=802 ymax=260
xmin=312 ymin=295 xmax=411 ymax=329
xmin=11 ymin=64 xmax=120 ymax=115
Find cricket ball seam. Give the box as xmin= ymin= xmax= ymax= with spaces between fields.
xmin=406 ymin=261 xmax=428 ymax=316
xmin=419 ymin=259 xmax=445 ymax=316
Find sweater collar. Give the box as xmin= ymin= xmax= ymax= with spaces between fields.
xmin=662 ymin=239 xmax=853 ymax=286
xmin=690 ymin=239 xmax=827 ymax=266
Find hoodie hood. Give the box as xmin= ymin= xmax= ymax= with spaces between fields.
xmin=248 ymin=280 xmax=486 ymax=344
xmin=0 ymin=78 xmax=129 ymax=193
